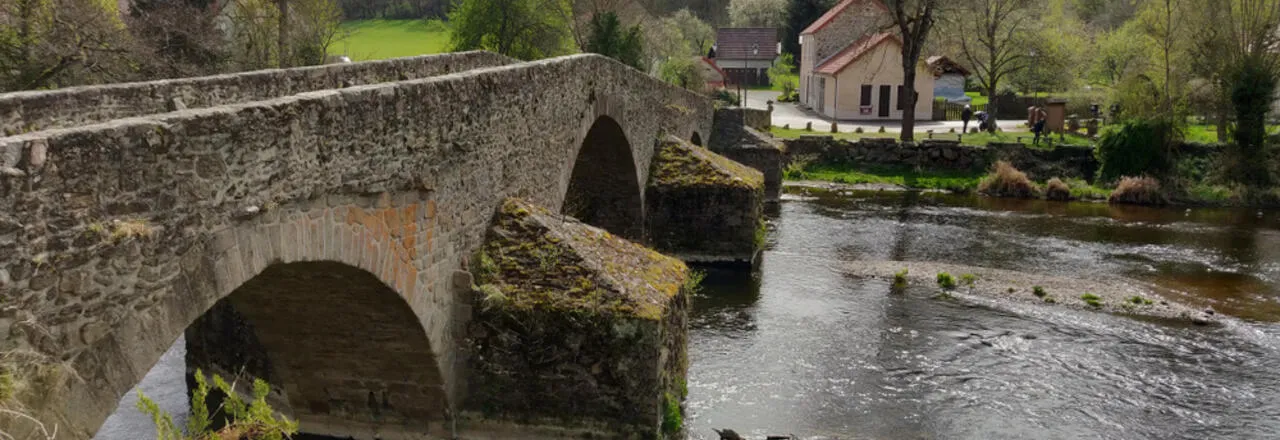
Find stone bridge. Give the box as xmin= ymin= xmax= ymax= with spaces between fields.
xmin=0 ymin=52 xmax=715 ymax=439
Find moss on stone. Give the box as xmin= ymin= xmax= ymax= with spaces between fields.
xmin=476 ymin=198 xmax=689 ymax=320
xmin=650 ymin=136 xmax=764 ymax=190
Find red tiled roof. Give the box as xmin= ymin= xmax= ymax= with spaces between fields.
xmin=801 ymin=0 xmax=889 ymax=35
xmin=814 ymin=32 xmax=900 ymax=75
xmin=715 ymin=28 xmax=779 ymax=60
xmin=700 ymin=57 xmax=728 ymax=82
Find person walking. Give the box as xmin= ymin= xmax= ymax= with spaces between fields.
xmin=961 ymin=104 xmax=974 ymax=133
xmin=1032 ymin=107 xmax=1048 ymax=145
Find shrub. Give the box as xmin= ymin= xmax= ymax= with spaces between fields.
xmin=1095 ymin=118 xmax=1180 ymax=182
xmin=960 ymin=273 xmax=977 ymax=287
xmin=711 ymin=88 xmax=740 ymax=106
xmin=783 ymin=154 xmax=815 ymax=180
xmin=936 ymin=272 xmax=957 ymax=290
xmin=139 ymin=369 xmax=298 ymax=440
xmin=893 ymin=268 xmax=909 ymax=288
xmin=1127 ymin=295 xmax=1154 ymax=305
xmin=662 ymin=392 xmax=683 ymax=436
xmin=1043 ymin=295 xmax=1057 ymax=303
xmin=1109 ymin=176 xmax=1167 ymax=205
xmin=1080 ymin=293 xmax=1103 ymax=307
xmin=978 ymin=161 xmax=1039 ymax=198
xmin=1045 ymin=178 xmax=1072 ymax=201
xmin=1032 ymin=285 xmax=1047 ymax=298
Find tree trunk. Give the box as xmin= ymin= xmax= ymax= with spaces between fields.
xmin=901 ymin=65 xmax=916 ymax=141
xmin=277 ymin=0 xmax=289 ymax=68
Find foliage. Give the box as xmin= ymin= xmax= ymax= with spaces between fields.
xmin=643 ymin=9 xmax=714 ymax=68
xmin=0 ymin=0 xmax=143 ymax=91
xmin=684 ymin=269 xmax=706 ymax=295
xmin=137 ymin=369 xmax=298 ymax=440
xmin=1088 ymin=21 xmax=1149 ymax=86
xmin=782 ymin=0 xmax=835 ymax=65
xmin=729 ymin=0 xmax=788 ymax=28
xmin=661 ymin=392 xmax=683 ymax=436
xmin=659 ymin=57 xmax=705 ymax=91
xmin=768 ymin=53 xmax=796 ymax=85
xmin=448 ymin=0 xmax=572 ymax=60
xmin=329 ymin=19 xmax=450 ymax=61
xmin=222 ymin=0 xmax=347 ymax=69
xmin=336 ymin=0 xmax=448 ymax=20
xmin=960 ymin=273 xmax=977 ymax=287
xmin=1226 ymin=54 xmax=1278 ymax=186
xmin=1032 ymin=285 xmax=1047 ymax=297
xmin=1127 ymin=295 xmax=1154 ymax=305
xmin=1109 ymin=176 xmax=1167 ymax=205
xmin=585 ymin=12 xmax=644 ymax=70
xmin=936 ymin=272 xmax=958 ymax=290
xmin=893 ymin=268 xmax=909 ymax=288
xmin=711 ymin=88 xmax=741 ymax=106
xmin=1095 ymin=118 xmax=1180 ymax=181
xmin=946 ymin=0 xmax=1038 ymax=114
xmin=978 ymin=161 xmax=1039 ymax=198
xmin=1080 ymin=292 xmax=1103 ymax=307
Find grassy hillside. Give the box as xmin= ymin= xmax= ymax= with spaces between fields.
xmin=329 ymin=19 xmax=452 ymax=61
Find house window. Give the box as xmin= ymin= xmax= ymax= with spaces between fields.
xmin=860 ymin=85 xmax=872 ymax=106
xmin=897 ymin=85 xmax=906 ymax=110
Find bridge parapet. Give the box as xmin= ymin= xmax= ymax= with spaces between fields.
xmin=0 ymin=51 xmax=516 ymax=135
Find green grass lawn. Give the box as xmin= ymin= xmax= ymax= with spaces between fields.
xmin=797 ymin=163 xmax=985 ymax=191
xmin=767 ymin=126 xmax=1094 ymax=147
xmin=964 ymin=92 xmax=989 ymax=106
xmin=329 ymin=19 xmax=451 ymax=61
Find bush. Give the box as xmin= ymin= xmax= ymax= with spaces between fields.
xmin=960 ymin=273 xmax=977 ymax=287
xmin=1045 ymin=177 xmax=1072 ymax=201
xmin=1032 ymin=285 xmax=1047 ymax=297
xmin=979 ymin=161 xmax=1039 ymax=198
xmin=936 ymin=272 xmax=957 ymax=290
xmin=139 ymin=369 xmax=298 ymax=440
xmin=711 ymin=88 xmax=740 ymax=106
xmin=1096 ymin=119 xmax=1180 ymax=182
xmin=1109 ymin=176 xmax=1167 ymax=205
xmin=893 ymin=268 xmax=909 ymax=288
xmin=1080 ymin=293 xmax=1103 ymax=308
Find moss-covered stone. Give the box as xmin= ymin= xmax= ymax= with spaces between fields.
xmin=464 ymin=198 xmax=691 ymax=439
xmin=647 ymin=137 xmax=765 ymax=265
xmin=650 ymin=136 xmax=765 ymax=189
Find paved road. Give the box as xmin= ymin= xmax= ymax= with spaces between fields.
xmin=742 ymin=92 xmax=1027 ymax=134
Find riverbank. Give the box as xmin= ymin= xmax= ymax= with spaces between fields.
xmin=842 ymin=260 xmax=1219 ymax=326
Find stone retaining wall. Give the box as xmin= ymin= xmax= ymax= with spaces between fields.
xmin=0 ymin=51 xmax=515 ymax=134
xmin=783 ymin=136 xmax=1099 ymax=181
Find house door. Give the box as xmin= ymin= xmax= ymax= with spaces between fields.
xmin=878 ymin=85 xmax=891 ymax=117
xmin=817 ymin=78 xmax=826 ymax=113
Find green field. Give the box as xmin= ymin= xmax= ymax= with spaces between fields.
xmin=329 ymin=19 xmax=451 ymax=61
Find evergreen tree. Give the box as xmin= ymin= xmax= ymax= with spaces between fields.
xmin=586 ymin=12 xmax=645 ymax=70
xmin=782 ymin=0 xmax=834 ymax=68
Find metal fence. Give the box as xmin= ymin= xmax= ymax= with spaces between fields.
xmin=932 ymin=101 xmax=986 ymax=121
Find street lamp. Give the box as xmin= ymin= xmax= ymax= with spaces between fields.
xmin=742 ymin=43 xmax=760 ymax=106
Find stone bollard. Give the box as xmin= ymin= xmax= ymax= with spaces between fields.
xmin=805 ymin=121 xmax=812 ymax=131
xmin=1086 ymin=119 xmax=1099 ymax=136
xmin=831 ymin=122 xmax=838 ymax=133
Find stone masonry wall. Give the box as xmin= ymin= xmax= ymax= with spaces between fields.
xmin=0 ymin=51 xmax=515 ymax=134
xmin=0 ymin=54 xmax=712 ymax=439
xmin=710 ymin=108 xmax=783 ymax=202
xmin=783 ymin=136 xmax=1099 ymax=181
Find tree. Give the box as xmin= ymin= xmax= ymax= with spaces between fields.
xmin=449 ymin=0 xmax=573 ymax=60
xmin=947 ymin=0 xmax=1035 ymax=125
xmin=287 ymin=0 xmax=346 ymax=65
xmin=729 ymin=0 xmax=788 ymax=28
xmin=1089 ymin=21 xmax=1149 ymax=86
xmin=128 ymin=0 xmax=232 ymax=79
xmin=0 ymin=0 xmax=143 ymax=91
xmin=782 ymin=0 xmax=835 ymax=66
xmin=882 ymin=0 xmax=941 ymax=141
xmin=658 ymin=57 xmax=704 ymax=91
xmin=641 ymin=9 xmax=713 ymax=70
xmin=1194 ymin=0 xmax=1280 ymax=186
xmin=586 ymin=12 xmax=645 ymax=69
xmin=669 ymin=8 xmax=716 ymax=56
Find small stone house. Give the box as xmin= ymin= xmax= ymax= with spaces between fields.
xmin=712 ymin=28 xmax=780 ymax=87
xmin=928 ymin=56 xmax=971 ymax=103
xmin=798 ymin=0 xmax=935 ymax=121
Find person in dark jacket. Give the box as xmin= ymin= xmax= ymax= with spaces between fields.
xmin=961 ymin=104 xmax=974 ymax=133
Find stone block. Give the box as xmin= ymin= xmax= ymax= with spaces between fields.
xmin=464 ymin=198 xmax=690 ymax=439
xmin=646 ymin=136 xmax=764 ymax=266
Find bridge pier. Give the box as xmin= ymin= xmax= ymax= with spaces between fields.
xmin=709 ymin=107 xmax=785 ymax=204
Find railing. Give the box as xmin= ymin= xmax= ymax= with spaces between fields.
xmin=932 ymin=100 xmax=986 ymax=121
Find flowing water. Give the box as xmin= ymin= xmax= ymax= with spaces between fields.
xmin=98 ymin=187 xmax=1280 ymax=440
xmin=684 ymin=187 xmax=1280 ymax=440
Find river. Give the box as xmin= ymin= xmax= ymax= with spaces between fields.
xmin=98 ymin=187 xmax=1280 ymax=439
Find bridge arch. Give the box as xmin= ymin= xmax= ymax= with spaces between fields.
xmin=63 ymin=196 xmax=451 ymax=439
xmin=691 ymin=131 xmax=703 ymax=146
xmin=562 ymin=115 xmax=644 ymax=240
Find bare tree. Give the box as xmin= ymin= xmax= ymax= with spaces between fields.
xmin=0 ymin=0 xmax=144 ymax=91
xmin=948 ymin=0 xmax=1035 ymax=125
xmin=882 ymin=0 xmax=941 ymax=141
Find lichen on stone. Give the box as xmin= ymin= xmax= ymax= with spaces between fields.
xmin=650 ymin=136 xmax=765 ymax=190
xmin=474 ymin=198 xmax=689 ymax=320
